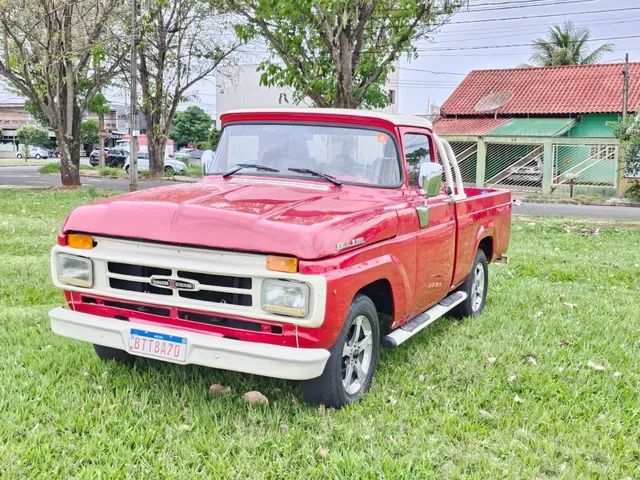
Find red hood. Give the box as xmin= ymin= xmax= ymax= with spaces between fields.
xmin=62 ymin=178 xmax=400 ymax=260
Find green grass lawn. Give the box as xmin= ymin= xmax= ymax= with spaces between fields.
xmin=1 ymin=188 xmax=639 ymax=479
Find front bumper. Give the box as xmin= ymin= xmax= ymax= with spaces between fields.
xmin=49 ymin=307 xmax=330 ymax=380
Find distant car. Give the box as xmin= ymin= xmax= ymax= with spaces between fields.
xmin=89 ymin=148 xmax=100 ymax=165
xmin=105 ymin=148 xmax=129 ymax=168
xmin=175 ymin=148 xmax=203 ymax=161
xmin=16 ymin=146 xmax=49 ymax=159
xmin=124 ymin=152 xmax=187 ymax=174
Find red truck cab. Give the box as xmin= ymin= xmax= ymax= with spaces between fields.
xmin=50 ymin=108 xmax=511 ymax=407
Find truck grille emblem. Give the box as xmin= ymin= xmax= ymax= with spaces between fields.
xmin=149 ymin=277 xmax=198 ymax=291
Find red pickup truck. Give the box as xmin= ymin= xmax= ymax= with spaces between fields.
xmin=49 ymin=108 xmax=511 ymax=408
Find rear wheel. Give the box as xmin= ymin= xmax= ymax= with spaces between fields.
xmin=16 ymin=153 xmax=23 ymax=159
xmin=35 ymin=154 xmax=41 ymax=159
xmin=451 ymin=249 xmax=488 ymax=319
xmin=93 ymin=344 xmax=136 ymax=365
xmin=125 ymin=166 xmax=130 ymax=174
xmin=301 ymin=294 xmax=380 ymax=408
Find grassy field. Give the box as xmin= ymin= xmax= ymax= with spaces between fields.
xmin=1 ymin=188 xmax=639 ymax=479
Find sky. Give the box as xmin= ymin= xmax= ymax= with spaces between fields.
xmin=395 ymin=0 xmax=640 ymax=114
xmin=1 ymin=0 xmax=637 ymax=119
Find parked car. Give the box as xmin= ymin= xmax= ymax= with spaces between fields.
xmin=89 ymin=148 xmax=100 ymax=165
xmin=48 ymin=108 xmax=512 ymax=408
xmin=16 ymin=146 xmax=49 ymax=159
xmin=123 ymin=152 xmax=187 ymax=174
xmin=105 ymin=148 xmax=129 ymax=168
xmin=175 ymin=148 xmax=202 ymax=161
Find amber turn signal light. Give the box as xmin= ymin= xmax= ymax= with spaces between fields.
xmin=266 ymin=255 xmax=298 ymax=273
xmin=67 ymin=233 xmax=94 ymax=250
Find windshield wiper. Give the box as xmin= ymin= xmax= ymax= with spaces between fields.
xmin=287 ymin=168 xmax=342 ymax=187
xmin=222 ymin=163 xmax=279 ymax=178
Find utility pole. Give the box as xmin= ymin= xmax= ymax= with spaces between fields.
xmin=129 ymin=0 xmax=139 ymax=192
xmin=622 ymin=53 xmax=629 ymax=121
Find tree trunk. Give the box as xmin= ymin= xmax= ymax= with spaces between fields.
xmin=58 ymin=131 xmax=81 ymax=186
xmin=147 ymin=134 xmax=166 ymax=176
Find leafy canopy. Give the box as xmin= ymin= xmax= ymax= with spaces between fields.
xmin=80 ymin=119 xmax=100 ymax=146
xmin=170 ymin=106 xmax=213 ymax=148
xmin=530 ymin=22 xmax=614 ymax=66
xmin=230 ymin=0 xmax=463 ymax=109
xmin=16 ymin=124 xmax=50 ymax=148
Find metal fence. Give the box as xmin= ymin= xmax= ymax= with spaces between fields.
xmin=448 ymin=142 xmax=477 ymax=185
xmin=552 ymin=144 xmax=618 ymax=189
xmin=445 ymin=138 xmax=620 ymax=195
xmin=484 ymin=142 xmax=544 ymax=192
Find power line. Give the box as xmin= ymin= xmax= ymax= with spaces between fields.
xmin=415 ymin=34 xmax=640 ymax=52
xmin=447 ymin=6 xmax=640 ymax=24
xmin=464 ymin=0 xmax=598 ymax=13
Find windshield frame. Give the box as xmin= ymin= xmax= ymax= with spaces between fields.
xmin=207 ymin=121 xmax=405 ymax=189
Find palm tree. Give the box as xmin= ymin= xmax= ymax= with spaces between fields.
xmin=530 ymin=22 xmax=614 ymax=66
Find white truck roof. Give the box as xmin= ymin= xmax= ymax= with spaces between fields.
xmin=221 ymin=107 xmax=433 ymax=130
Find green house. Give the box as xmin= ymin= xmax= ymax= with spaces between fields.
xmin=433 ymin=63 xmax=639 ymax=195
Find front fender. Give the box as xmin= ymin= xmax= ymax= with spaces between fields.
xmin=297 ymin=243 xmax=416 ymax=349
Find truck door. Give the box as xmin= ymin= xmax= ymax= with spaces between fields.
xmin=401 ymin=128 xmax=456 ymax=313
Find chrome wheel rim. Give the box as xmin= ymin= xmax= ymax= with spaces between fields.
xmin=342 ymin=314 xmax=374 ymax=395
xmin=471 ymin=263 xmax=485 ymax=312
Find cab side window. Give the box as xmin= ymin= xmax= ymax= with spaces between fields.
xmin=403 ymin=134 xmax=432 ymax=188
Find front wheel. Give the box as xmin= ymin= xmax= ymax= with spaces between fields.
xmin=93 ymin=344 xmax=136 ymax=365
xmin=451 ymin=249 xmax=488 ymax=319
xmin=35 ymin=154 xmax=41 ymax=159
xmin=164 ymin=166 xmax=174 ymax=174
xmin=301 ymin=294 xmax=380 ymax=408
xmin=16 ymin=153 xmax=23 ymax=159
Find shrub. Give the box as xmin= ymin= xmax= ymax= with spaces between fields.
xmin=624 ymin=182 xmax=640 ymax=202
xmin=100 ymin=167 xmax=122 ymax=177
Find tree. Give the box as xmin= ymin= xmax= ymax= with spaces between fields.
xmin=228 ymin=0 xmax=463 ymax=109
xmin=530 ymin=22 xmax=614 ymax=66
xmin=135 ymin=0 xmax=238 ymax=175
xmin=170 ymin=106 xmax=213 ymax=148
xmin=80 ymin=119 xmax=100 ymax=147
xmin=0 ymin=0 xmax=126 ymax=185
xmin=16 ymin=124 xmax=50 ymax=147
xmin=16 ymin=124 xmax=50 ymax=158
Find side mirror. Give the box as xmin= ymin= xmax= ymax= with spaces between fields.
xmin=419 ymin=162 xmax=443 ymax=197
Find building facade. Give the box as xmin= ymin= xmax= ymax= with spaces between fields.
xmin=216 ymin=64 xmax=400 ymax=124
xmin=433 ymin=63 xmax=640 ymax=196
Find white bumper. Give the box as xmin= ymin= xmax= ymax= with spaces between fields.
xmin=49 ymin=307 xmax=330 ymax=380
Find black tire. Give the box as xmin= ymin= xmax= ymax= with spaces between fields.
xmin=16 ymin=153 xmax=22 ymax=159
xmin=301 ymin=294 xmax=380 ymax=408
xmin=164 ymin=166 xmax=174 ymax=173
xmin=125 ymin=166 xmax=130 ymax=174
xmin=451 ymin=249 xmax=488 ymax=319
xmin=35 ymin=154 xmax=41 ymax=159
xmin=94 ymin=344 xmax=136 ymax=365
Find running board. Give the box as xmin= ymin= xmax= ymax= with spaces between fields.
xmin=381 ymin=291 xmax=467 ymax=348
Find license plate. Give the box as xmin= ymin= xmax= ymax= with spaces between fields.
xmin=128 ymin=328 xmax=187 ymax=363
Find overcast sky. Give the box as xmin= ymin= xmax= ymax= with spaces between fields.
xmin=2 ymin=0 xmax=636 ymax=119
xmin=396 ymin=0 xmax=640 ymax=114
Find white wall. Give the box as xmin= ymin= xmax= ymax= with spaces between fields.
xmin=216 ymin=65 xmax=400 ymax=124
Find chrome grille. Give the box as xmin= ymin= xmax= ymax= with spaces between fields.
xmin=107 ymin=262 xmax=253 ymax=307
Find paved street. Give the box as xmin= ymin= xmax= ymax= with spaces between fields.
xmin=0 ymin=166 xmax=175 ymax=190
xmin=1 ymin=165 xmax=640 ymax=220
xmin=514 ymin=201 xmax=640 ymax=220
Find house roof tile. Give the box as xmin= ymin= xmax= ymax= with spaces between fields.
xmin=440 ymin=63 xmax=640 ymax=116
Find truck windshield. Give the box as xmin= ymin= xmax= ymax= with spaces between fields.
xmin=206 ymin=123 xmax=401 ymax=187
